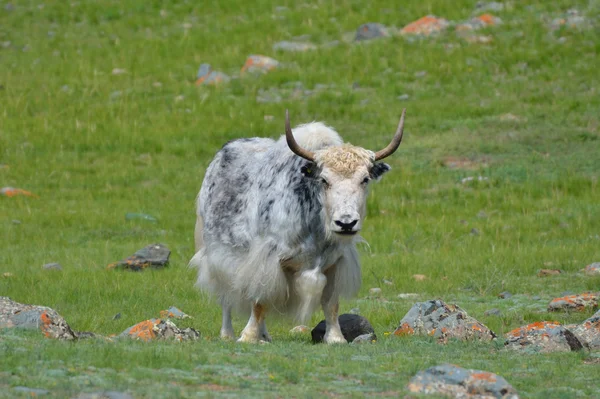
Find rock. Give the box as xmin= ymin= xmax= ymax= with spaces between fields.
xmin=349 ymin=307 xmax=360 ymax=314
xmin=112 ymin=313 xmax=121 ymax=320
xmin=111 ymin=68 xmax=126 ymax=75
xmin=456 ymin=14 xmax=502 ymax=32
xmin=1 ymin=186 xmax=37 ymax=197
xmin=505 ymin=321 xmax=583 ymax=353
xmin=13 ymin=387 xmax=50 ymax=396
xmin=289 ymin=325 xmax=309 ymax=334
xmin=311 ymin=314 xmax=376 ymax=343
xmin=383 ymin=279 xmax=393 ymax=286
xmin=273 ymin=41 xmax=317 ymax=52
xmin=241 ymin=55 xmax=279 ymax=74
xmin=470 ymin=228 xmax=480 ymax=236
xmin=369 ymin=287 xmax=382 ymax=296
xmin=461 ymin=176 xmax=488 ymax=184
xmin=0 ymin=297 xmax=77 ymax=340
xmin=400 ymin=15 xmax=449 ymax=36
xmin=120 ymin=319 xmax=199 ymax=342
xmin=548 ymin=292 xmax=599 ymax=312
xmin=566 ymin=310 xmax=600 ymax=350
xmin=584 ymin=262 xmax=600 ymax=276
xmin=498 ymin=291 xmax=512 ymax=299
xmin=537 ymin=268 xmax=562 ymax=277
xmin=107 ymin=243 xmax=170 ymax=271
xmin=74 ymin=391 xmax=134 ymax=399
xmin=195 ymin=63 xmax=230 ymax=86
xmin=397 ymin=94 xmax=410 ymax=101
xmin=352 ymin=333 xmax=376 ymax=344
xmin=159 ymin=306 xmax=191 ymax=319
xmin=484 ymin=308 xmax=502 ymax=317
xmin=408 ymin=364 xmax=519 ymax=398
xmin=355 ymin=23 xmax=389 ymax=41
xmin=42 ymin=262 xmax=62 ymax=271
xmin=550 ymin=9 xmax=589 ymax=31
xmin=475 ymin=1 xmax=505 ymax=12
xmin=412 ymin=274 xmax=427 ymax=281
xmin=393 ymin=299 xmax=496 ymax=343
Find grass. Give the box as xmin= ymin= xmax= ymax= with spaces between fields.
xmin=1 ymin=0 xmax=600 ymax=397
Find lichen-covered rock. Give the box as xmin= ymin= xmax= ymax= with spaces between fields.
xmin=107 ymin=243 xmax=170 ymax=271
xmin=120 ymin=318 xmax=199 ymax=342
xmin=311 ymin=314 xmax=376 ymax=343
xmin=400 ymin=15 xmax=449 ymax=36
xmin=393 ymin=300 xmax=496 ymax=343
xmin=273 ymin=41 xmax=317 ymax=52
xmin=407 ymin=364 xmax=519 ymax=398
xmin=548 ymin=292 xmax=599 ymax=312
xmin=566 ymin=310 xmax=600 ymax=350
xmin=240 ymin=55 xmax=279 ymax=74
xmin=0 ymin=296 xmax=77 ymax=340
xmin=355 ymin=23 xmax=389 ymax=41
xmin=504 ymin=321 xmax=583 ymax=353
xmin=195 ymin=63 xmax=230 ymax=86
xmin=456 ymin=14 xmax=502 ymax=31
xmin=584 ymin=262 xmax=600 ymax=276
xmin=159 ymin=306 xmax=191 ymax=320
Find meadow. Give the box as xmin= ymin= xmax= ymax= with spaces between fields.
xmin=1 ymin=0 xmax=599 ymax=397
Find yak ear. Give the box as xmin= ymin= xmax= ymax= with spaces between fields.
xmin=370 ymin=162 xmax=391 ymax=181
xmin=300 ymin=162 xmax=317 ymax=178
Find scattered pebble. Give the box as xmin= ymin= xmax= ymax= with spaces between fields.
xmin=498 ymin=291 xmax=512 ymax=299
xmin=111 ymin=68 xmax=126 ymax=75
xmin=461 ymin=176 xmax=489 ymax=184
xmin=401 ymin=15 xmax=449 ymax=36
xmin=369 ymin=287 xmax=382 ymax=296
xmin=584 ymin=262 xmax=600 ymax=276
xmin=241 ymin=55 xmax=279 ymax=74
xmin=74 ymin=391 xmax=134 ymax=399
xmin=414 ymin=70 xmax=427 ymax=78
xmin=312 ymin=314 xmax=376 ymax=343
xmin=289 ymin=325 xmax=309 ymax=334
xmin=349 ymin=307 xmax=360 ymax=314
xmin=42 ymin=263 xmax=62 ymax=271
xmin=383 ymin=279 xmax=393 ymax=286
xmin=351 ymin=333 xmax=376 ymax=344
xmin=159 ymin=306 xmax=191 ymax=320
xmin=537 ymin=268 xmax=562 ymax=277
xmin=505 ymin=321 xmax=583 ymax=353
xmin=397 ymin=94 xmax=410 ymax=101
xmin=394 ymin=299 xmax=496 ymax=343
xmin=470 ymin=228 xmax=480 ymax=236
xmin=355 ymin=23 xmax=389 ymax=41
xmin=397 ymin=293 xmax=419 ymax=300
xmin=112 ymin=313 xmax=121 ymax=320
xmin=456 ymin=13 xmax=502 ymax=32
xmin=475 ymin=1 xmax=505 ymax=12
xmin=273 ymin=41 xmax=317 ymax=52
xmin=106 ymin=243 xmax=170 ymax=271
xmin=550 ymin=9 xmax=589 ymax=31
xmin=408 ymin=364 xmax=518 ymax=399
xmin=548 ymin=292 xmax=599 ymax=312
xmin=412 ymin=274 xmax=427 ymax=281
xmin=1 ymin=187 xmax=37 ymax=198
xmin=2 ymin=272 xmax=14 ymax=278
xmin=195 ymin=63 xmax=230 ymax=86
xmin=484 ymin=308 xmax=502 ymax=317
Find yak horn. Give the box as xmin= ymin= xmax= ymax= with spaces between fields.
xmin=374 ymin=109 xmax=406 ymax=161
xmin=285 ymin=109 xmax=316 ymax=162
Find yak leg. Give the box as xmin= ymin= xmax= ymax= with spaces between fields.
xmin=321 ymin=265 xmax=346 ymax=344
xmin=238 ymin=303 xmax=269 ymax=343
xmin=220 ymin=302 xmax=235 ymax=340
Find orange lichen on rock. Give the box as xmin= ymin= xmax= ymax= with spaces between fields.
xmin=506 ymin=321 xmax=561 ymax=338
xmin=127 ymin=319 xmax=158 ymax=341
xmin=401 ymin=15 xmax=449 ymax=36
xmin=476 ymin=13 xmax=499 ymax=25
xmin=40 ymin=311 xmax=53 ymax=337
xmin=470 ymin=372 xmax=497 ymax=383
xmin=393 ymin=322 xmax=414 ymax=336
xmin=548 ymin=292 xmax=599 ymax=312
xmin=1 ymin=187 xmax=38 ymax=198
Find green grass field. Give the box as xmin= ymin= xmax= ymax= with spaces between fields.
xmin=1 ymin=0 xmax=599 ymax=397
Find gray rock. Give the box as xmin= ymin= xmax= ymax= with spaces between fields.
xmin=484 ymin=308 xmax=502 ymax=317
xmin=368 ymin=287 xmax=382 ymax=296
xmin=13 ymin=387 xmax=49 ymax=396
xmin=548 ymin=292 xmax=599 ymax=312
xmin=107 ymin=243 xmax=170 ymax=271
xmin=584 ymin=262 xmax=600 ymax=276
xmin=120 ymin=318 xmax=199 ymax=341
xmin=74 ymin=392 xmax=134 ymax=399
xmin=505 ymin=321 xmax=583 ymax=353
xmin=42 ymin=262 xmax=62 ymax=271
xmin=394 ymin=299 xmax=496 ymax=342
xmin=475 ymin=1 xmax=505 ymax=12
xmin=355 ymin=23 xmax=389 ymax=41
xmin=408 ymin=364 xmax=519 ymax=398
xmin=397 ymin=94 xmax=410 ymax=101
xmin=0 ymin=297 xmax=77 ymax=340
xmin=565 ymin=309 xmax=600 ymax=350
xmin=352 ymin=333 xmax=376 ymax=344
xmin=312 ymin=314 xmax=376 ymax=343
xmin=498 ymin=291 xmax=512 ymax=299
xmin=273 ymin=41 xmax=317 ymax=52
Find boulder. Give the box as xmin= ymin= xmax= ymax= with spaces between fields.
xmin=566 ymin=309 xmax=600 ymax=350
xmin=394 ymin=300 xmax=496 ymax=343
xmin=548 ymin=292 xmax=599 ymax=312
xmin=311 ymin=314 xmax=376 ymax=343
xmin=107 ymin=243 xmax=170 ymax=271
xmin=120 ymin=318 xmax=199 ymax=342
xmin=504 ymin=321 xmax=583 ymax=353
xmin=407 ymin=364 xmax=519 ymax=398
xmin=355 ymin=23 xmax=389 ymax=41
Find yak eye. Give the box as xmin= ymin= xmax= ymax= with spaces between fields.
xmin=321 ymin=178 xmax=330 ymax=188
xmin=361 ymin=176 xmax=371 ymax=185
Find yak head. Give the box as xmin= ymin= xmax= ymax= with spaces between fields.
xmin=285 ymin=109 xmax=406 ymax=239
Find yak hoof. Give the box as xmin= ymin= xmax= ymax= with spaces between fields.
xmin=324 ymin=332 xmax=347 ymax=344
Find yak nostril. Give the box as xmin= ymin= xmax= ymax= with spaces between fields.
xmin=334 ymin=219 xmax=358 ymax=230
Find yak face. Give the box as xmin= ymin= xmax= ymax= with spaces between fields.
xmin=301 ymin=145 xmax=390 ymax=238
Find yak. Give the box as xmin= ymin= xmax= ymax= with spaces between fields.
xmin=189 ymin=109 xmax=406 ymax=343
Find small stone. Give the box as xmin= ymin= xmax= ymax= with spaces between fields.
xmin=397 ymin=94 xmax=410 ymax=101
xmin=195 ymin=63 xmax=230 ymax=86
xmin=241 ymin=55 xmax=279 ymax=74
xmin=312 ymin=314 xmax=375 ymax=344
xmin=548 ymin=292 xmax=599 ymax=312
xmin=537 ymin=269 xmax=562 ymax=277
xmin=412 ymin=274 xmax=427 ymax=281
xmin=408 ymin=364 xmax=518 ymax=398
xmin=264 ymin=115 xmax=274 ymax=121
xmin=273 ymin=41 xmax=317 ymax=52
xmin=456 ymin=13 xmax=502 ymax=32
xmin=42 ymin=262 xmax=62 ymax=271
xmin=505 ymin=321 xmax=583 ymax=353
xmin=584 ymin=262 xmax=600 ymax=276
xmin=401 ymin=15 xmax=449 ymax=36
xmin=152 ymin=82 xmax=162 ymax=88
xmin=120 ymin=318 xmax=199 ymax=342
xmin=394 ymin=299 xmax=496 ymax=343
xmin=397 ymin=293 xmax=419 ymax=300
xmin=498 ymin=291 xmax=512 ymax=299
xmin=352 ymin=333 xmax=377 ymax=344
xmin=2 ymin=272 xmax=13 ymax=278
xmin=484 ymin=308 xmax=502 ymax=317
xmin=475 ymin=1 xmax=505 ymax=12
xmin=13 ymin=387 xmax=50 ymax=396
xmin=174 ymin=95 xmax=185 ymax=102
xmin=461 ymin=176 xmax=488 ymax=184
xmin=74 ymin=391 xmax=134 ymax=399
xmin=107 ymin=243 xmax=170 ymax=271
xmin=349 ymin=307 xmax=360 ymax=314
xmin=383 ymin=279 xmax=393 ymax=286
xmin=12 ymin=220 xmax=21 ymax=224
xmin=1 ymin=186 xmax=37 ymax=197
xmin=355 ymin=23 xmax=389 ymax=41
xmin=477 ymin=210 xmax=487 ymax=218
xmin=470 ymin=228 xmax=480 ymax=236
xmin=159 ymin=306 xmax=191 ymax=319
xmin=369 ymin=287 xmax=382 ymax=296
xmin=289 ymin=325 xmax=309 ymax=334
xmin=111 ymin=68 xmax=126 ymax=75
xmin=112 ymin=313 xmax=121 ymax=320
xmin=414 ymin=70 xmax=427 ymax=78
